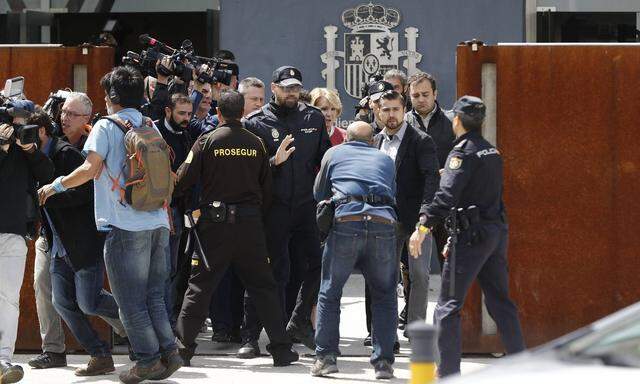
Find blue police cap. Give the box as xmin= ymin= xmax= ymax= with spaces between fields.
xmin=452 ymin=95 xmax=485 ymax=119
xmin=368 ymin=80 xmax=394 ymax=101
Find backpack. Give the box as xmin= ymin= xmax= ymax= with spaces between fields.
xmin=102 ymin=115 xmax=175 ymax=212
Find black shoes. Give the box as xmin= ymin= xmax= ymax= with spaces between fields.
xmin=364 ymin=334 xmax=400 ymax=354
xmin=179 ymin=346 xmax=195 ymax=367
xmin=310 ymin=355 xmax=338 ymax=377
xmin=286 ymin=320 xmax=316 ymax=351
xmin=268 ymin=345 xmax=299 ymax=367
xmin=27 ymin=352 xmax=67 ymax=369
xmin=364 ymin=334 xmax=372 ymax=346
xmin=374 ymin=360 xmax=394 ymax=380
xmin=0 ymin=362 xmax=24 ymax=383
xmin=236 ymin=341 xmax=261 ymax=359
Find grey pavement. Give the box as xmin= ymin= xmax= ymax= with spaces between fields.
xmin=13 ymin=274 xmax=493 ymax=383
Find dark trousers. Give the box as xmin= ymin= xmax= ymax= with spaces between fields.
xmin=242 ymin=201 xmax=322 ymax=341
xmin=209 ymin=268 xmax=244 ymax=335
xmin=177 ymin=218 xmax=291 ymax=351
xmin=435 ymin=224 xmax=525 ymax=377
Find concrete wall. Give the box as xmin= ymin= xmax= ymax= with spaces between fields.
xmin=219 ymin=0 xmax=524 ymax=108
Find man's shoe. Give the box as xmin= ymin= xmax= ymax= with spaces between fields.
xmin=0 ymin=362 xmax=24 ymax=383
xmin=211 ymin=330 xmax=232 ymax=343
xmin=237 ymin=341 xmax=260 ymax=359
xmin=28 ymin=352 xmax=67 ymax=369
xmin=118 ymin=360 xmax=164 ymax=384
xmin=179 ymin=347 xmax=195 ymax=367
xmin=310 ymin=355 xmax=338 ymax=377
xmin=269 ymin=346 xmax=299 ymax=367
xmin=150 ymin=350 xmax=183 ymax=381
xmin=74 ymin=356 xmax=115 ymax=376
xmin=364 ymin=334 xmax=372 ymax=346
xmin=374 ymin=360 xmax=394 ymax=380
xmin=286 ymin=321 xmax=316 ymax=350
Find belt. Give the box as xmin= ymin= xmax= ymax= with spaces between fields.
xmin=335 ymin=214 xmax=395 ymax=225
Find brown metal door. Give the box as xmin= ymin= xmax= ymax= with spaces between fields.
xmin=456 ymin=44 xmax=640 ymax=352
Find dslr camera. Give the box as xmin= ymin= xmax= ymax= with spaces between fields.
xmin=0 ymin=76 xmax=38 ymax=146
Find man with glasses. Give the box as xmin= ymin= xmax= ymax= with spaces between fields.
xmin=60 ymin=93 xmax=93 ymax=150
xmin=241 ymin=66 xmax=331 ymax=358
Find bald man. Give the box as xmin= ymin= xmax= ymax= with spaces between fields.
xmin=312 ymin=121 xmax=398 ymax=380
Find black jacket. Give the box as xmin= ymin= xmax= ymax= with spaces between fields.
xmin=422 ymin=130 xmax=506 ymax=228
xmin=404 ymin=102 xmax=455 ymax=168
xmin=244 ymin=101 xmax=331 ymax=206
xmin=0 ymin=142 xmax=54 ymax=237
xmin=374 ymin=123 xmax=440 ymax=233
xmin=40 ymin=137 xmax=105 ymax=270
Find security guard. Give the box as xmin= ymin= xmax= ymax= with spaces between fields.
xmin=173 ymin=90 xmax=298 ymax=367
xmin=408 ymin=96 xmax=526 ymax=377
xmin=241 ymin=66 xmax=331 ymax=357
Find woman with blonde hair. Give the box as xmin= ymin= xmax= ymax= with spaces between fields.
xmin=310 ymin=88 xmax=346 ymax=146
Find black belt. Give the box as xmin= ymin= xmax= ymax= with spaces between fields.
xmin=335 ymin=214 xmax=395 ymax=225
xmin=201 ymin=202 xmax=261 ymax=224
xmin=334 ymin=194 xmax=395 ymax=207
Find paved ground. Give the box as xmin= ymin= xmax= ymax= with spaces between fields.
xmin=12 ymin=274 xmax=494 ymax=383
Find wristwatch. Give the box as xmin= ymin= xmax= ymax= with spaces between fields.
xmin=416 ymin=214 xmax=429 ymax=234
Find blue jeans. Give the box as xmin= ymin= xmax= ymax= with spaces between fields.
xmin=104 ymin=227 xmax=177 ymax=366
xmin=50 ymin=257 xmax=119 ymax=357
xmin=315 ymin=221 xmax=398 ymax=366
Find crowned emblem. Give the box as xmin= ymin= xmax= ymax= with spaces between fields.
xmin=321 ymin=2 xmax=423 ymax=99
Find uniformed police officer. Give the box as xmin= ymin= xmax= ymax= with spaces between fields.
xmin=173 ymin=89 xmax=298 ymax=367
xmin=241 ymin=66 xmax=331 ymax=357
xmin=408 ymin=96 xmax=526 ymax=377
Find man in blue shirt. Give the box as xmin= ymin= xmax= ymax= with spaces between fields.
xmin=312 ymin=121 xmax=398 ymax=380
xmin=39 ymin=66 xmax=181 ymax=383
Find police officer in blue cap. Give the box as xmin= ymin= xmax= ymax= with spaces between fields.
xmin=408 ymin=95 xmax=526 ymax=377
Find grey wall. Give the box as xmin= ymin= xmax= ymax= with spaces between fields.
xmin=219 ymin=0 xmax=525 ymax=109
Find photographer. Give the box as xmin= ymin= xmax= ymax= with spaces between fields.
xmin=0 ymin=100 xmax=54 ymax=383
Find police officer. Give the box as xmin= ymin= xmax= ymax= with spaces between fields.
xmin=173 ymin=90 xmax=298 ymax=367
xmin=408 ymin=96 xmax=526 ymax=377
xmin=241 ymin=66 xmax=331 ymax=357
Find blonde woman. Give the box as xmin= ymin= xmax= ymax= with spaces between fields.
xmin=310 ymin=88 xmax=346 ymax=146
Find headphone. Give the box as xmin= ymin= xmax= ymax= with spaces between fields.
xmin=107 ymin=73 xmax=121 ymax=105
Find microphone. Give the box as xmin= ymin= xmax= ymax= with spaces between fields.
xmin=138 ymin=34 xmax=174 ymax=54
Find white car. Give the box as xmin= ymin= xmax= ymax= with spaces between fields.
xmin=443 ymin=301 xmax=640 ymax=383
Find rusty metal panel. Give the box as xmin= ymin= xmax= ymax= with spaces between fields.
xmin=456 ymin=44 xmax=640 ymax=352
xmin=0 ymin=46 xmax=115 ymax=352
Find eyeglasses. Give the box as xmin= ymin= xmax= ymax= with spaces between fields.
xmin=61 ymin=109 xmax=89 ymax=118
xmin=277 ymin=84 xmax=302 ymax=93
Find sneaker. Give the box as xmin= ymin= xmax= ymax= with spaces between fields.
xmin=310 ymin=355 xmax=338 ymax=377
xmin=0 ymin=361 xmax=24 ymax=383
xmin=268 ymin=346 xmax=299 ymax=367
xmin=74 ymin=356 xmax=115 ymax=376
xmin=236 ymin=341 xmax=260 ymax=359
xmin=118 ymin=360 xmax=164 ymax=384
xmin=286 ymin=320 xmax=316 ymax=350
xmin=149 ymin=350 xmax=183 ymax=381
xmin=374 ymin=360 xmax=394 ymax=380
xmin=28 ymin=352 xmax=67 ymax=369
xmin=364 ymin=334 xmax=372 ymax=346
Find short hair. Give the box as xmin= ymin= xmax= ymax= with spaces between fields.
xmin=238 ymin=77 xmax=264 ymax=94
xmin=168 ymin=93 xmax=191 ymax=110
xmin=27 ymin=107 xmax=54 ymax=137
xmin=408 ymin=71 xmax=437 ymax=92
xmin=309 ymin=87 xmax=343 ymax=117
xmin=379 ymin=90 xmax=405 ymax=106
xmin=66 ymin=92 xmax=93 ymax=115
xmin=456 ymin=112 xmax=484 ymax=132
xmin=217 ymin=90 xmax=244 ymax=121
xmin=100 ymin=66 xmax=144 ymax=108
xmin=383 ymin=69 xmax=407 ymax=87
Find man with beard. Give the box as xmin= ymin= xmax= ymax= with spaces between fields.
xmin=240 ymin=66 xmax=331 ymax=358
xmin=155 ymin=93 xmax=193 ymax=328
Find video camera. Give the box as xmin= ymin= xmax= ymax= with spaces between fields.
xmin=0 ymin=76 xmax=38 ymax=146
xmin=42 ymin=89 xmax=72 ymax=132
xmin=122 ymin=34 xmax=238 ymax=87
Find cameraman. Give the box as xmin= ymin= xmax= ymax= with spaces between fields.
xmin=0 ymin=100 xmax=54 ymax=383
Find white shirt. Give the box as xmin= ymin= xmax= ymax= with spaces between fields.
xmin=379 ymin=121 xmax=407 ymax=162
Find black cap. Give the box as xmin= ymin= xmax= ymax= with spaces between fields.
xmin=452 ymin=95 xmax=486 ymax=119
xmin=272 ymin=66 xmax=302 ymax=86
xmin=368 ymin=80 xmax=394 ymax=101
